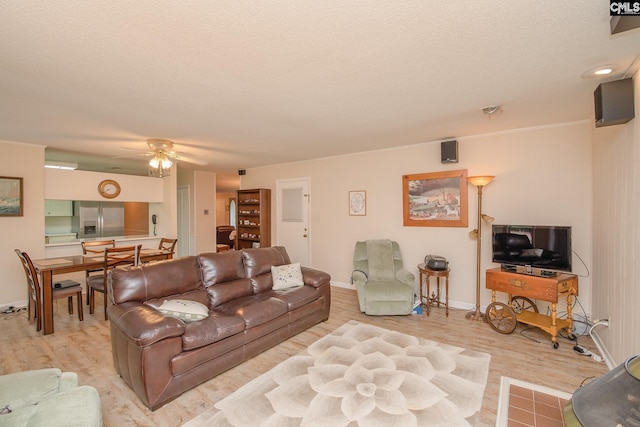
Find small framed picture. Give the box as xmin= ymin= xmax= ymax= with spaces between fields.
xmin=349 ymin=191 xmax=366 ymax=216
xmin=0 ymin=176 xmax=23 ymax=217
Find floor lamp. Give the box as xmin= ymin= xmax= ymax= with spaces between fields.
xmin=466 ymin=175 xmax=495 ymax=321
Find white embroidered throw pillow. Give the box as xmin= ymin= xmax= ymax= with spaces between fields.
xmin=158 ymin=299 xmax=209 ymax=322
xmin=271 ymin=263 xmax=304 ymax=290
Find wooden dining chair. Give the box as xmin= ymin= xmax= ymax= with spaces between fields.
xmin=81 ymin=239 xmax=115 ymax=304
xmin=87 ymin=245 xmax=141 ymax=320
xmin=15 ymin=249 xmax=83 ymax=332
xmin=158 ymin=238 xmax=177 ymax=254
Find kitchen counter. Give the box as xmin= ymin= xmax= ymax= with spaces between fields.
xmin=45 ymin=233 xmax=77 ymax=244
xmin=45 ymin=234 xmax=159 ymax=247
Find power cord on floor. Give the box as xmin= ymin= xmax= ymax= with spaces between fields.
xmin=0 ymin=306 xmax=26 ymax=315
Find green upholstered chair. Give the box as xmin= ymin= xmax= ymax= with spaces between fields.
xmin=351 ymin=239 xmax=416 ymax=315
xmin=0 ymin=368 xmax=102 ymax=426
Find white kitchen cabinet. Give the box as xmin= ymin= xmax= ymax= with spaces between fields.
xmin=45 ymin=200 xmax=73 ymax=216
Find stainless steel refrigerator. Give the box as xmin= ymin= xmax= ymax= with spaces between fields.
xmin=72 ymin=201 xmax=125 ymax=238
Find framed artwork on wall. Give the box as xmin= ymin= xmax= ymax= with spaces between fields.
xmin=402 ymin=169 xmax=468 ymax=227
xmin=349 ymin=191 xmax=366 ymax=216
xmin=0 ymin=176 xmax=24 ymax=217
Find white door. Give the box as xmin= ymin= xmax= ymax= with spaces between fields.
xmin=276 ymin=178 xmax=310 ymax=266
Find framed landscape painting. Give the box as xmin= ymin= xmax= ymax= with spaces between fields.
xmin=402 ymin=169 xmax=467 ymax=227
xmin=0 ymin=176 xmax=24 ymax=216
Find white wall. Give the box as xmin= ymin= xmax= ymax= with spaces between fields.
xmin=592 ymin=73 xmax=639 ymax=365
xmin=194 ymin=171 xmax=217 ymax=254
xmin=1 ymin=141 xmax=46 ymax=308
xmin=45 ymin=169 xmax=164 ymax=201
xmin=242 ymin=121 xmax=593 ymax=317
xmin=178 ymin=170 xmax=217 ymax=255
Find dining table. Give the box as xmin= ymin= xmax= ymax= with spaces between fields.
xmin=32 ymin=248 xmax=173 ymax=335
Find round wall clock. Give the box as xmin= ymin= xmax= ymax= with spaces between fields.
xmin=98 ymin=179 xmax=121 ymax=199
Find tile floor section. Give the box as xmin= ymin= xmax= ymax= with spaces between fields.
xmin=506 ymin=383 xmax=571 ymax=427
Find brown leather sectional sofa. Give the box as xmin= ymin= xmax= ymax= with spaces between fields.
xmin=107 ymin=246 xmax=331 ymax=410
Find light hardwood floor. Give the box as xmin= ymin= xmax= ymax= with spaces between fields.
xmin=0 ymin=287 xmax=607 ymax=426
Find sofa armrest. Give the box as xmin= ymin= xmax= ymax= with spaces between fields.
xmin=395 ymin=268 xmax=416 ymax=288
xmin=108 ymin=302 xmax=185 ymax=347
xmin=300 ymin=267 xmax=331 ymax=288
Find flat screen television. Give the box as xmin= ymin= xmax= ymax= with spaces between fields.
xmin=492 ymin=225 xmax=572 ymax=273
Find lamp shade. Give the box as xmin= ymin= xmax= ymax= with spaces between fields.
xmin=468 ymin=176 xmax=495 ymax=187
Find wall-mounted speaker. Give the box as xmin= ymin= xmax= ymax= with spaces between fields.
xmin=441 ymin=140 xmax=458 ymax=163
xmin=238 ymin=169 xmax=246 ymax=176
xmin=594 ymin=78 xmax=635 ymax=128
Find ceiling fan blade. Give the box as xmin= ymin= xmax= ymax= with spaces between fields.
xmin=173 ymin=153 xmax=208 ymax=166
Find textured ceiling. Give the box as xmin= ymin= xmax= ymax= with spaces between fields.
xmin=1 ymin=1 xmax=639 ymax=188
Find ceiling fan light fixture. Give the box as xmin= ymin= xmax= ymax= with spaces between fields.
xmin=149 ymin=156 xmax=160 ymax=169
xmin=161 ymin=157 xmax=173 ymax=169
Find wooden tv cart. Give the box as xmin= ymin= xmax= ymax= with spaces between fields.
xmin=485 ymin=267 xmax=578 ymax=348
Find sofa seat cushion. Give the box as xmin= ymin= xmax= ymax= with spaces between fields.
xmin=270 ymin=285 xmax=319 ymax=310
xmin=363 ymin=280 xmax=414 ymax=301
xmin=181 ymin=313 xmax=245 ymax=351
xmin=215 ymin=294 xmax=288 ymax=329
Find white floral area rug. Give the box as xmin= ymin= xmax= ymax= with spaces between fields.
xmin=183 ymin=320 xmax=491 ymax=427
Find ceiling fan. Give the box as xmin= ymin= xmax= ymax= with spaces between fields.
xmin=119 ymin=138 xmax=208 ymax=170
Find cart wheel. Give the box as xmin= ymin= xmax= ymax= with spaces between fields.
xmin=485 ymin=302 xmax=517 ymax=334
xmin=511 ymin=296 xmax=538 ymax=314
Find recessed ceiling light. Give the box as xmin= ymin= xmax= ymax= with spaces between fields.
xmin=582 ymin=64 xmax=619 ymax=79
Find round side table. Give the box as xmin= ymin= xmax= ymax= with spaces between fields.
xmin=418 ymin=263 xmax=450 ymax=317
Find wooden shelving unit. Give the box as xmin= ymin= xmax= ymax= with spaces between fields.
xmin=236 ymin=188 xmax=271 ymax=250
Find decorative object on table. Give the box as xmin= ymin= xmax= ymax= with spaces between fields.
xmin=183 ymin=320 xmax=491 ymax=427
xmin=402 ymin=169 xmax=468 ymax=227
xmin=424 ymin=254 xmax=448 ymax=271
xmin=351 ymin=239 xmax=415 ymax=316
xmin=0 ymin=176 xmax=23 ymax=216
xmin=466 ymin=175 xmax=495 ymax=322
xmin=348 ymin=190 xmax=366 ymax=216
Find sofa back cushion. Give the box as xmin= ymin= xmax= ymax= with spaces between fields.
xmin=199 ymin=251 xmax=252 ymax=307
xmin=242 ymin=246 xmax=292 ymax=294
xmin=242 ymin=246 xmax=291 ymax=277
xmin=110 ymin=256 xmax=203 ymax=304
xmin=198 ymin=251 xmax=246 ymax=285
